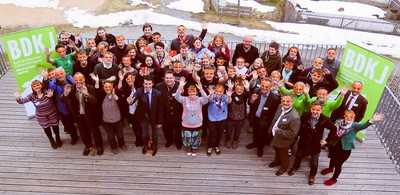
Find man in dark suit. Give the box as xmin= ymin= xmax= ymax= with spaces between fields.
xmin=155 ymin=70 xmax=183 ymax=150
xmin=60 ymin=72 xmax=104 ymax=156
xmin=288 ymin=101 xmax=337 ymax=185
xmin=134 ymin=75 xmax=164 ymax=156
xmin=331 ymin=81 xmax=368 ymax=123
xmin=268 ymin=94 xmax=301 ymax=176
xmin=231 ymin=35 xmax=259 ymax=67
xmin=246 ymin=79 xmax=280 ymax=157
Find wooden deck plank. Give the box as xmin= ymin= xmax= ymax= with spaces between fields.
xmin=0 ymin=70 xmax=399 ymax=194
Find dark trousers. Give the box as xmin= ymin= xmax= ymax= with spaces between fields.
xmin=102 ymin=120 xmax=125 ymax=149
xmin=208 ymin=119 xmax=226 ymax=148
xmin=292 ymin=146 xmax=320 ymax=176
xmin=329 ymin=141 xmax=352 ymax=180
xmin=60 ymin=113 xmax=78 ymax=140
xmin=140 ymin=119 xmax=160 ymax=148
xmin=127 ymin=113 xmax=143 ymax=145
xmin=253 ymin=117 xmax=271 ymax=149
xmin=76 ymin=114 xmax=103 ymax=148
xmin=163 ymin=121 xmax=182 ymax=147
xmin=226 ymin=119 xmax=245 ymax=141
xmin=202 ymin=105 xmax=209 ymax=137
xmin=273 ymin=146 xmax=290 ymax=170
xmin=43 ymin=125 xmax=60 ymax=142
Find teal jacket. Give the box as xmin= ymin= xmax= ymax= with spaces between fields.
xmin=331 ymin=121 xmax=372 ymax=151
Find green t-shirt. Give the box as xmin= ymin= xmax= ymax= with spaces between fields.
xmin=54 ymin=53 xmax=75 ymax=76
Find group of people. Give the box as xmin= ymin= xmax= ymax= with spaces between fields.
xmin=15 ymin=23 xmax=385 ymax=186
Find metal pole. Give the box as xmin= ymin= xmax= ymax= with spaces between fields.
xmin=237 ymin=0 xmax=240 ymax=24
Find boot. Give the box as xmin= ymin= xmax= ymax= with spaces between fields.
xmin=232 ymin=140 xmax=239 ymax=149
xmin=49 ymin=139 xmax=57 ymax=149
xmin=224 ymin=140 xmax=232 ymax=149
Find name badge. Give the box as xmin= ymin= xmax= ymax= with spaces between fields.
xmin=235 ymin=96 xmax=239 ymax=101
xmin=172 ymin=94 xmax=176 ymax=97
xmin=263 ymin=107 xmax=268 ymax=110
xmin=282 ymin=118 xmax=287 ymax=122
xmin=354 ymin=103 xmax=358 ymax=107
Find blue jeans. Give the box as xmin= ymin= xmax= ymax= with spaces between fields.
xmin=102 ymin=119 xmax=124 ymax=149
xmin=226 ymin=119 xmax=245 ymax=141
xmin=140 ymin=119 xmax=160 ymax=148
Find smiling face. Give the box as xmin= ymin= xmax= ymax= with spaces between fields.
xmin=352 ymin=82 xmax=363 ymax=96
xmin=143 ymin=79 xmax=153 ymax=91
xmin=59 ymin=34 xmax=69 ymax=45
xmin=343 ymin=110 xmax=355 ymax=124
xmin=270 ymin=72 xmax=281 ymax=82
xmin=128 ymin=49 xmax=136 ymax=57
xmin=284 ymin=61 xmax=294 ymax=71
xmin=281 ymin=95 xmax=293 ymax=111
xmin=122 ymin=57 xmax=131 ymax=67
xmin=311 ymin=71 xmax=323 ymax=83
xmin=145 ymin=56 xmax=153 ymax=67
xmin=227 ymin=67 xmax=236 ymax=78
xmin=260 ymin=80 xmax=271 ymax=95
xmin=97 ymin=29 xmax=106 ymax=39
xmin=143 ymin=27 xmax=152 ymax=37
xmin=116 ymin=37 xmax=125 ymax=47
xmin=177 ymin=26 xmax=186 ymax=37
xmin=194 ymin=40 xmax=202 ymax=49
xmin=55 ymin=69 xmax=66 ymax=82
xmin=289 ymin=48 xmax=298 ymax=58
xmin=152 ymin=34 xmax=161 ymax=43
xmin=173 ymin=63 xmax=183 ymax=73
xmin=103 ymin=82 xmax=113 ymax=94
xmin=257 ymin=68 xmax=267 ymax=78
xmin=215 ymin=58 xmax=225 ymax=67
xmin=252 ymin=60 xmax=261 ymax=69
xmin=316 ymin=88 xmax=328 ymax=102
xmin=204 ymin=69 xmax=215 ymax=81
xmin=243 ymin=36 xmax=252 ymax=49
xmin=77 ymin=53 xmax=88 ymax=64
xmin=310 ymin=104 xmax=322 ymax=118
xmin=327 ymin=49 xmax=336 ymax=60
xmin=56 ymin=47 xmax=67 ymax=59
xmin=125 ymin=74 xmax=135 ymax=87
xmin=102 ymin=53 xmax=113 ymax=64
xmin=235 ymin=84 xmax=244 ymax=95
xmin=214 ymin=85 xmax=224 ymax=98
xmin=164 ymin=73 xmax=175 ymax=87
xmin=86 ymin=39 xmax=96 ymax=49
xmin=48 ymin=70 xmax=55 ymax=81
xmin=31 ymin=80 xmax=43 ymax=93
xmin=156 ymin=45 xmax=164 ymax=55
xmin=236 ymin=58 xmax=245 ymax=69
xmin=268 ymin=47 xmax=277 ymax=56
xmin=293 ymin=84 xmax=304 ymax=96
xmin=214 ymin=37 xmax=223 ymax=47
xmin=73 ymin=74 xmax=85 ymax=89
xmin=313 ymin=58 xmax=323 ymax=69
xmin=188 ymin=85 xmax=197 ymax=99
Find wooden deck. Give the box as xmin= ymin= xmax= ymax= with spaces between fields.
xmin=0 ymin=70 xmax=399 ymax=194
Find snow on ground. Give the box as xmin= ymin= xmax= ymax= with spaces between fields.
xmin=63 ymin=7 xmax=400 ymax=58
xmin=292 ymin=0 xmax=386 ymax=18
xmin=226 ymin=0 xmax=275 ymax=13
xmin=130 ymin=0 xmax=158 ymax=8
xmin=2 ymin=0 xmax=399 ymax=58
xmin=0 ymin=0 xmax=59 ymax=9
xmin=166 ymin=0 xmax=204 ymax=13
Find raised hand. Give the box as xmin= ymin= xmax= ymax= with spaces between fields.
xmin=43 ymin=48 xmax=52 ymax=56
xmin=64 ymin=84 xmax=72 ymax=95
xmin=81 ymin=85 xmax=88 ymax=96
xmin=226 ymin=88 xmax=233 ymax=96
xmin=277 ymin=79 xmax=285 ymax=87
xmin=127 ymin=96 xmax=135 ymax=105
xmin=323 ymin=68 xmax=331 ymax=75
xmin=340 ymin=84 xmax=349 ymax=95
xmin=108 ymin=75 xmax=116 ymax=82
xmin=226 ymin=80 xmax=234 ymax=90
xmin=186 ymin=62 xmax=194 ymax=72
xmin=118 ymin=71 xmax=124 ymax=81
xmin=252 ymin=70 xmax=258 ymax=79
xmin=201 ymin=22 xmax=208 ymax=29
xmin=304 ymin=83 xmax=310 ymax=95
xmin=90 ymin=73 xmax=99 ymax=83
xmin=371 ymin=113 xmax=385 ymax=123
xmin=221 ymin=47 xmax=226 ymax=54
xmin=243 ymin=80 xmax=250 ymax=91
xmin=68 ymin=39 xmax=75 ymax=48
xmin=179 ymin=77 xmax=186 ymax=88
xmin=74 ymin=33 xmax=81 ymax=41
xmin=194 ymin=64 xmax=202 ymax=72
xmin=45 ymin=89 xmax=54 ymax=98
xmin=208 ymin=85 xmax=214 ymax=94
xmin=38 ymin=67 xmax=48 ymax=79
xmin=195 ymin=82 xmax=203 ymax=91
xmin=14 ymin=89 xmax=21 ymax=100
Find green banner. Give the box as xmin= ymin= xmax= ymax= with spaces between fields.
xmin=1 ymin=26 xmax=57 ymax=118
xmin=334 ymin=41 xmax=395 ymax=141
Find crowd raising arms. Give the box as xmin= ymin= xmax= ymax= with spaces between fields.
xmin=14 ymin=23 xmax=385 ymax=187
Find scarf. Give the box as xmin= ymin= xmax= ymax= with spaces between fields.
xmin=335 ymin=119 xmax=352 ymax=137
